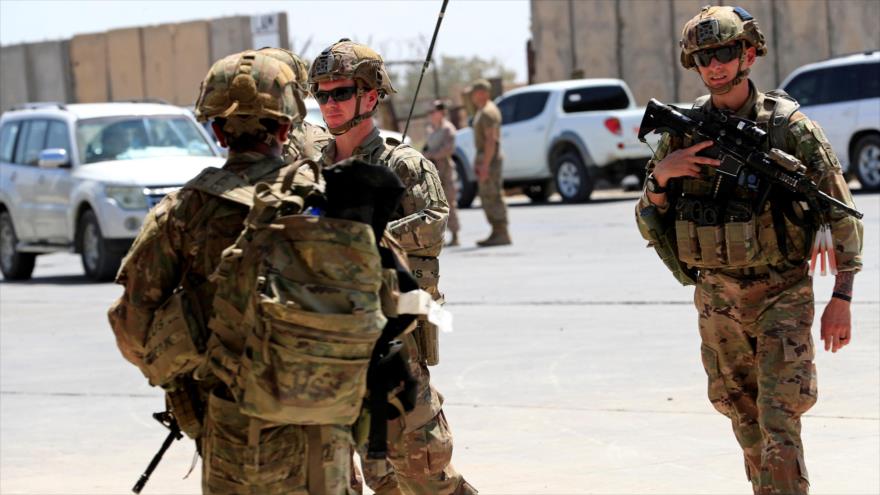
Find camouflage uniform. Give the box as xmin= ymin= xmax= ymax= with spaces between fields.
xmin=424 ymin=117 xmax=459 ymax=238
xmin=108 ymin=51 xmax=361 ymax=494
xmin=309 ymin=39 xmax=474 ymax=495
xmin=635 ymin=7 xmax=863 ymax=494
xmin=471 ymin=97 xmax=508 ymax=237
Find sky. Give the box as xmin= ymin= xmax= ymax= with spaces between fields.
xmin=0 ymin=0 xmax=532 ymax=82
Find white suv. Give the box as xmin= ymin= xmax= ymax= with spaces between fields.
xmin=0 ymin=102 xmax=225 ymax=281
xmin=781 ymin=51 xmax=880 ymax=190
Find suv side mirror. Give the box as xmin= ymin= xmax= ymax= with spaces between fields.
xmin=38 ymin=148 xmax=71 ymax=169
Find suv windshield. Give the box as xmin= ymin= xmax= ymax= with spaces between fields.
xmin=77 ymin=116 xmax=214 ymax=164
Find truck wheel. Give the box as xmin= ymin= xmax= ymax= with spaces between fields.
xmin=853 ymin=134 xmax=880 ymax=191
xmin=553 ymin=152 xmax=593 ymax=203
xmin=0 ymin=211 xmax=36 ymax=280
xmin=454 ymin=157 xmax=477 ymax=208
xmin=524 ymin=180 xmax=554 ymax=203
xmin=78 ymin=210 xmax=121 ymax=282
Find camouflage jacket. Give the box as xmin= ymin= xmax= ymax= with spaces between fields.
xmin=285 ymin=120 xmax=332 ymax=161
xmin=319 ymin=127 xmax=449 ymax=296
xmin=107 ymin=152 xmax=319 ymax=369
xmin=636 ymin=82 xmax=863 ymax=273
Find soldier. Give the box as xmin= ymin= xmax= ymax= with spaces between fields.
xmin=308 ymin=39 xmax=476 ymax=495
xmin=108 ymin=51 xmax=362 ymax=493
xmin=469 ymin=79 xmax=511 ymax=247
xmin=423 ymin=99 xmax=460 ymax=246
xmin=635 ymin=6 xmax=863 ymax=494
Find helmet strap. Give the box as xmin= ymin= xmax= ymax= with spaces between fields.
xmin=326 ymin=85 xmax=379 ymax=136
xmin=704 ymin=41 xmax=749 ymax=95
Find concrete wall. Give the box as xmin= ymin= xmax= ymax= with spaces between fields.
xmin=143 ymin=24 xmax=176 ymax=104
xmin=530 ymin=0 xmax=880 ymax=105
xmin=107 ymin=28 xmax=145 ymax=101
xmin=26 ymin=41 xmax=72 ymax=103
xmin=0 ymin=13 xmax=281 ymax=111
xmin=69 ymin=33 xmax=109 ymax=103
xmin=172 ymin=21 xmax=212 ymax=106
xmin=210 ymin=16 xmax=253 ymax=60
xmin=1 ymin=45 xmax=30 ymax=112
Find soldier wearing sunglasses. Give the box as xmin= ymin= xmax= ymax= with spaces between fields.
xmin=308 ymin=39 xmax=476 ymax=495
xmin=635 ymin=6 xmax=862 ymax=494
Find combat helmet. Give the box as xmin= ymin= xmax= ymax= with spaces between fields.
xmin=194 ymin=50 xmax=299 ymax=142
xmin=257 ymin=47 xmax=310 ymax=120
xmin=679 ymin=5 xmax=767 ymax=94
xmin=307 ymin=38 xmax=396 ymax=135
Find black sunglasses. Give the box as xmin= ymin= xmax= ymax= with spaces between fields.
xmin=314 ymin=86 xmax=358 ymax=104
xmin=693 ymin=44 xmax=742 ymax=67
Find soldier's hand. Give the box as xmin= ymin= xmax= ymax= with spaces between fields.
xmin=475 ymin=162 xmax=489 ymax=182
xmin=653 ymin=141 xmax=721 ymax=186
xmin=820 ymin=297 xmax=851 ymax=353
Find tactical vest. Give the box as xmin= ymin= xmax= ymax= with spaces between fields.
xmin=671 ymin=90 xmax=812 ymax=270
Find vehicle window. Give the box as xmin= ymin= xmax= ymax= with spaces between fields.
xmin=45 ymin=121 xmax=72 ymax=157
xmin=562 ymin=85 xmax=629 ymax=113
xmin=20 ymin=120 xmax=49 ymax=165
xmin=0 ymin=122 xmax=21 ymax=163
xmin=784 ymin=71 xmax=821 ymax=106
xmin=512 ymin=91 xmax=550 ymax=123
xmin=819 ymin=66 xmax=859 ymax=105
xmin=496 ymin=94 xmax=517 ymax=125
xmin=857 ymin=62 xmax=880 ymax=99
xmin=77 ymin=116 xmax=215 ymax=164
xmin=13 ymin=121 xmax=31 ymax=165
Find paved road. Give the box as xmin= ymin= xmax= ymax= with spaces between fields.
xmin=2 ymin=191 xmax=877 ymax=494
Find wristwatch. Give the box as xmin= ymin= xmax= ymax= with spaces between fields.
xmin=646 ymin=173 xmax=667 ymax=194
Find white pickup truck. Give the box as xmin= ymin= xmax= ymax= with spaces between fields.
xmin=453 ymin=79 xmax=653 ymax=205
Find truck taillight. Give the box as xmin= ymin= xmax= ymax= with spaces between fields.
xmin=604 ymin=117 xmax=622 ymax=135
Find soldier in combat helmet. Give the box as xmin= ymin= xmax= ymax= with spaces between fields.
xmin=635 ymin=6 xmax=863 ymax=494
xmin=308 ymin=39 xmax=476 ymax=495
xmin=109 ymin=50 xmax=365 ymax=493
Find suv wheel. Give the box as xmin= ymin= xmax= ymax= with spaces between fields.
xmin=78 ymin=210 xmax=121 ymax=282
xmin=0 ymin=211 xmax=36 ymax=280
xmin=553 ymin=152 xmax=593 ymax=203
xmin=454 ymin=157 xmax=477 ymax=208
xmin=524 ymin=180 xmax=554 ymax=203
xmin=853 ymin=134 xmax=880 ymax=191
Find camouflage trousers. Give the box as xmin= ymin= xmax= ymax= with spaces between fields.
xmin=434 ymin=157 xmax=459 ymax=234
xmin=202 ymin=389 xmax=358 ymax=494
xmin=695 ymin=264 xmax=816 ymax=495
xmin=356 ymin=331 xmax=475 ymax=495
xmin=477 ymin=156 xmax=507 ymax=227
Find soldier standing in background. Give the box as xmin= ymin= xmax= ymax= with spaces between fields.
xmin=635 ymin=6 xmax=863 ymax=494
xmin=108 ymin=50 xmax=364 ymax=493
xmin=309 ymin=39 xmax=475 ymax=495
xmin=469 ymin=79 xmax=511 ymax=247
xmin=424 ymin=99 xmax=460 ymax=246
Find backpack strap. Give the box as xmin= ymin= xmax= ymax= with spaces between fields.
xmin=185 ymin=167 xmax=255 ymax=207
xmin=757 ymin=89 xmax=800 ymax=149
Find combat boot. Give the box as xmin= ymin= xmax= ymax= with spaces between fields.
xmin=476 ymin=224 xmax=511 ymax=247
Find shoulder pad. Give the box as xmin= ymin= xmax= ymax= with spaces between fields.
xmin=763 ymin=89 xmax=801 ymax=127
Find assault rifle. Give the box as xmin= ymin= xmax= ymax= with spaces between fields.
xmin=131 ymin=411 xmax=183 ymax=494
xmin=638 ymin=99 xmax=863 ymax=220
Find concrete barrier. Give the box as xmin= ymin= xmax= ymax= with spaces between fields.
xmin=571 ymin=0 xmax=618 ymax=80
xmin=619 ymin=0 xmax=675 ymax=105
xmin=828 ymin=0 xmax=880 ymax=56
xmin=25 ymin=41 xmax=72 ymax=104
xmin=530 ymin=0 xmax=574 ymax=83
xmin=172 ymin=21 xmax=211 ymax=106
xmin=210 ymin=16 xmax=252 ymax=60
xmin=772 ymin=0 xmax=830 ymax=83
xmin=143 ymin=24 xmax=176 ymax=104
xmin=0 ymin=45 xmax=30 ymax=112
xmin=107 ymin=28 xmax=145 ymax=101
xmin=70 ymin=33 xmax=109 ymax=103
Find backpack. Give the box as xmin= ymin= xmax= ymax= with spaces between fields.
xmin=203 ymin=158 xmax=416 ymax=426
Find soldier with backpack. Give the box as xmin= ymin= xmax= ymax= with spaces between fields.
xmin=109 ymin=50 xmax=409 ymax=494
